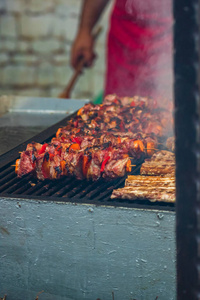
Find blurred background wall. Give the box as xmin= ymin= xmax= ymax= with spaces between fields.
xmin=0 ymin=0 xmax=113 ymax=100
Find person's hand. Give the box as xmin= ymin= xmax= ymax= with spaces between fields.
xmin=71 ymin=30 xmax=96 ymax=69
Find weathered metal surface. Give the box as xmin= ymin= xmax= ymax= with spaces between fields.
xmin=0 ymin=96 xmax=89 ymax=116
xmin=0 ymin=198 xmax=176 ymax=300
xmin=174 ymin=0 xmax=200 ymax=299
xmin=0 ymin=96 xmax=89 ymax=155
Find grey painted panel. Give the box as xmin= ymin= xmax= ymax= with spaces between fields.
xmin=0 ymin=198 xmax=176 ymax=300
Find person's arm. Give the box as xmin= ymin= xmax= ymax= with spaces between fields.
xmin=71 ymin=0 xmax=110 ymax=69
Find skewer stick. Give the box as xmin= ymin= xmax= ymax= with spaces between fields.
xmin=144 ymin=147 xmax=159 ymax=150
xmin=11 ymin=165 xmax=16 ymax=167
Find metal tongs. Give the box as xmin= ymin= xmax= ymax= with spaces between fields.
xmin=59 ymin=26 xmax=102 ymax=99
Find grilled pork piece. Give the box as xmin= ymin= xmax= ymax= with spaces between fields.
xmin=102 ymin=157 xmax=130 ymax=179
xmin=17 ymin=150 xmax=36 ymax=177
xmin=111 ymin=185 xmax=175 ymax=203
xmin=140 ymin=150 xmax=175 ymax=176
xmin=111 ymin=173 xmax=175 ymax=202
xmin=140 ymin=164 xmax=175 ymax=176
xmin=149 ymin=150 xmax=175 ymax=162
xmin=125 ymin=175 xmax=175 ymax=187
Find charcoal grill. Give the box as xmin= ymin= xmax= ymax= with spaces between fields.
xmin=0 ymin=112 xmax=175 ymax=210
xmin=0 ymin=103 xmax=176 ymax=300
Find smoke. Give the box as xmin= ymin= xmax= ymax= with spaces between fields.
xmin=123 ymin=0 xmax=173 ymax=100
xmin=125 ymin=0 xmax=172 ymax=20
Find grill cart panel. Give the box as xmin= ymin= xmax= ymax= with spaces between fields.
xmin=0 ymin=198 xmax=176 ymax=300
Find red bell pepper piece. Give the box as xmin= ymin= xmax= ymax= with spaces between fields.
xmin=107 ymin=146 xmax=112 ymax=152
xmin=15 ymin=159 xmax=20 ymax=174
xmin=55 ymin=146 xmax=62 ymax=156
xmin=69 ymin=143 xmax=80 ymax=152
xmin=71 ymin=136 xmax=81 ymax=145
xmin=77 ymin=107 xmax=83 ymax=116
xmin=133 ymin=140 xmax=145 ymax=152
xmin=56 ymin=128 xmax=62 ymax=138
xmin=49 ymin=153 xmax=55 ymax=159
xmin=126 ymin=159 xmax=132 ymax=172
xmin=60 ymin=160 xmax=66 ymax=171
xmin=130 ymin=101 xmax=135 ymax=107
xmin=38 ymin=143 xmax=48 ymax=155
xmin=100 ymin=156 xmax=110 ymax=173
xmin=41 ymin=159 xmax=50 ymax=179
xmin=82 ymin=155 xmax=90 ymax=177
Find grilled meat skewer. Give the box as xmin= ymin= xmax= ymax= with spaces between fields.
xmin=16 ymin=145 xmax=133 ymax=181
xmin=15 ymin=132 xmax=158 ymax=180
xmin=15 ymin=94 xmax=173 ymax=182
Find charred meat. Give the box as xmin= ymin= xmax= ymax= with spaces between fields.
xmin=15 ymin=95 xmax=173 ymax=181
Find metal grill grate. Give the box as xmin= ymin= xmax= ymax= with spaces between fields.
xmin=0 ymin=115 xmax=175 ymax=210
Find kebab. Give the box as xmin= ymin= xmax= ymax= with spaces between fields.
xmin=16 ymin=145 xmax=131 ymax=181
xmin=15 ymin=134 xmax=152 ymax=180
xmin=55 ymin=97 xmax=173 ymax=140
xmin=15 ymin=95 xmax=173 ymax=181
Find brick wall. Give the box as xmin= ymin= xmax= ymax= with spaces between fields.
xmin=0 ymin=0 xmax=113 ymax=100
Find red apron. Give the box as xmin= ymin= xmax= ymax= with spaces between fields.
xmin=105 ymin=0 xmax=173 ymax=99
